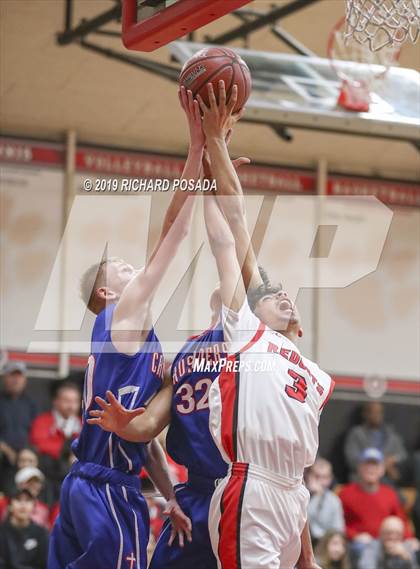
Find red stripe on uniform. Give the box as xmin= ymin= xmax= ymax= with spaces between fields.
xmin=219 ymin=357 xmax=237 ymax=461
xmin=320 ymin=379 xmax=336 ymax=410
xmin=219 ymin=322 xmax=266 ymax=461
xmin=238 ymin=321 xmax=265 ymax=353
xmin=218 ymin=463 xmax=249 ymax=569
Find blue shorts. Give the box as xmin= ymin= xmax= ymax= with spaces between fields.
xmin=48 ymin=461 xmax=149 ymax=569
xmin=150 ymin=473 xmax=218 ymax=569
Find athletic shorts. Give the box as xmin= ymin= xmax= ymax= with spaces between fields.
xmin=150 ymin=473 xmax=218 ymax=569
xmin=209 ymin=462 xmax=309 ymax=569
xmin=48 ymin=461 xmax=149 ymax=569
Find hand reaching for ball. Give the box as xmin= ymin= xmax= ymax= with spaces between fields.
xmin=178 ymin=85 xmax=205 ymax=149
xmin=197 ymin=81 xmax=245 ymax=142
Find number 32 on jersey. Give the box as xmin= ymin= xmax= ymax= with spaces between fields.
xmin=175 ymin=379 xmax=213 ymax=414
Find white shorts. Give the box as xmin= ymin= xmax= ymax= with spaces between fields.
xmin=209 ymin=462 xmax=309 ymax=569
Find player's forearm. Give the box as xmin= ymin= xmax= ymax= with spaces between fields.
xmin=145 ymin=439 xmax=176 ymax=501
xmin=125 ymin=194 xmax=195 ymax=310
xmin=167 ymin=143 xmax=203 ymax=225
xmin=151 ymin=143 xmax=203 ymax=260
xmin=206 ymin=136 xmax=244 ymax=221
xmin=115 ymin=414 xmax=160 ymax=443
xmin=204 ymin=153 xmax=261 ymax=297
xmin=182 ymin=142 xmax=204 ymax=181
xmin=205 ymin=137 xmax=261 ymax=290
xmin=120 ymin=385 xmax=172 ymax=442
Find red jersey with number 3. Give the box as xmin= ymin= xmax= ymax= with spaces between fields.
xmin=209 ymin=300 xmax=334 ymax=480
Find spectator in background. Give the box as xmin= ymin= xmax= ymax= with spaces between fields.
xmin=0 ymin=489 xmax=48 ymax=569
xmin=358 ymin=516 xmax=419 ymax=569
xmin=345 ymin=402 xmax=407 ymax=482
xmin=340 ymin=448 xmax=412 ymax=560
xmin=0 ymin=362 xmax=37 ymax=494
xmin=15 ymin=447 xmax=55 ymax=506
xmin=398 ymin=448 xmax=420 ymax=540
xmin=315 ymin=531 xmax=351 ymax=569
xmin=306 ymin=458 xmax=345 ymax=545
xmin=16 ymin=447 xmax=39 ymax=471
xmin=14 ymin=467 xmax=49 ymax=530
xmin=0 ymin=498 xmax=7 ymax=525
xmin=30 ymin=381 xmax=81 ymax=501
xmin=0 ymin=449 xmax=53 ymax=525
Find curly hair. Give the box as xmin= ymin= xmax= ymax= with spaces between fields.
xmin=247 ymin=266 xmax=282 ymax=311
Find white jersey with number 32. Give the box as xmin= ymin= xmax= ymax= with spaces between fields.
xmin=208 ymin=301 xmax=334 ymax=481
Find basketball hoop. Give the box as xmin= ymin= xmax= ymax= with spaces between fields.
xmin=344 ymin=0 xmax=420 ymax=52
xmin=328 ymin=17 xmax=401 ymax=112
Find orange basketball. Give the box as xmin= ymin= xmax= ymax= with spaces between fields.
xmin=179 ymin=47 xmax=252 ymax=113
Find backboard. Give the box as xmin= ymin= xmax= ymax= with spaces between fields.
xmin=122 ymin=0 xmax=252 ymax=52
xmin=170 ymin=42 xmax=420 ymax=142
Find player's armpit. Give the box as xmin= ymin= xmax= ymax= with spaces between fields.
xmin=110 ymin=303 xmax=152 ymax=356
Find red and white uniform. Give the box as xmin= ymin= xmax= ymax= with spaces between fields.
xmin=208 ymin=301 xmax=334 ymax=569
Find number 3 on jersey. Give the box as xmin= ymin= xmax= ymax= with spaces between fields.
xmin=176 ymin=379 xmax=212 ymax=414
xmin=285 ymin=369 xmax=308 ymax=403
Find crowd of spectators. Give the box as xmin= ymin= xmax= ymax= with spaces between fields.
xmin=0 ymin=365 xmax=419 ymax=568
xmin=0 ymin=362 xmax=185 ymax=568
xmin=307 ymin=402 xmax=420 ymax=569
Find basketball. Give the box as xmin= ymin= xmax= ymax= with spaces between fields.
xmin=179 ymin=47 xmax=252 ymax=112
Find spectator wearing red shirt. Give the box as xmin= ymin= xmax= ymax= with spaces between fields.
xmin=0 ymin=496 xmax=7 ymax=522
xmin=30 ymin=382 xmax=81 ymax=501
xmin=30 ymin=382 xmax=81 ymax=460
xmin=340 ymin=447 xmax=412 ymax=561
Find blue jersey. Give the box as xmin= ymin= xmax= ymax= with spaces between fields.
xmin=72 ymin=304 xmax=164 ymax=473
xmin=166 ymin=323 xmax=228 ymax=480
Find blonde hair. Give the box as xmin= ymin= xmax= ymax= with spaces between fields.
xmin=80 ymin=257 xmax=123 ymax=314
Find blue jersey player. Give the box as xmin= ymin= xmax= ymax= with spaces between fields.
xmin=88 ymin=290 xmax=227 ymax=569
xmin=48 ymin=86 xmax=205 ymax=569
xmin=151 ymin=294 xmax=228 ymax=569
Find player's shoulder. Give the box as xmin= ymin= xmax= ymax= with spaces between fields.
xmin=302 ymin=353 xmax=330 ymax=378
xmin=187 ymin=321 xmax=223 ymax=343
xmin=301 ymin=354 xmax=334 ymax=394
xmin=222 ymin=299 xmax=261 ymax=327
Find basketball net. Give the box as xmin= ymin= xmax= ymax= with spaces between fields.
xmin=328 ymin=17 xmax=401 ymax=112
xmin=344 ymin=0 xmax=420 ymax=52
